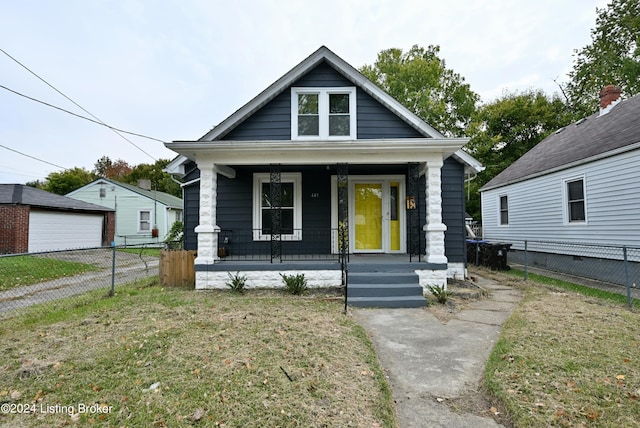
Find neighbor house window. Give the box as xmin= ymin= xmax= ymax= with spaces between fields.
xmin=566 ymin=178 xmax=586 ymax=222
xmin=291 ymin=87 xmax=356 ymax=139
xmin=138 ymin=210 xmax=151 ymax=232
xmin=253 ymin=173 xmax=302 ymax=240
xmin=499 ymin=195 xmax=509 ymax=225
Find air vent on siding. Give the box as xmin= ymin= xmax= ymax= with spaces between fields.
xmin=99 ymin=188 xmax=106 ymax=198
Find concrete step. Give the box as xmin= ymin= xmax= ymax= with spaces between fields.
xmin=348 ymin=272 xmax=419 ymax=284
xmin=347 ymin=283 xmax=424 ymax=298
xmin=348 ymin=295 xmax=427 ymax=308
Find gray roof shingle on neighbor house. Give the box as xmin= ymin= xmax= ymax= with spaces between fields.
xmin=481 ymin=93 xmax=640 ymax=191
xmin=96 ymin=179 xmax=183 ymax=208
xmin=0 ymin=184 xmax=114 ymax=212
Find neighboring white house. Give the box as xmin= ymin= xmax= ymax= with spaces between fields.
xmin=67 ymin=179 xmax=183 ymax=246
xmin=480 ymin=86 xmax=640 ymax=285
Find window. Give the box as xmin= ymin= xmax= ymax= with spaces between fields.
xmin=138 ymin=210 xmax=151 ymax=232
xmin=566 ymin=178 xmax=586 ymax=222
xmin=499 ymin=195 xmax=509 ymax=225
xmin=291 ymin=87 xmax=356 ymax=139
xmin=253 ymin=173 xmax=302 ymax=240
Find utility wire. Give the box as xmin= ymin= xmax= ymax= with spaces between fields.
xmin=0 ymin=144 xmax=68 ymax=170
xmin=0 ymin=84 xmax=167 ymax=143
xmin=0 ymin=47 xmax=159 ymax=160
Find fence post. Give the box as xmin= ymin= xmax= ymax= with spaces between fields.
xmin=110 ymin=241 xmax=116 ymax=297
xmin=524 ymin=240 xmax=528 ymax=281
xmin=623 ymin=246 xmax=632 ymax=308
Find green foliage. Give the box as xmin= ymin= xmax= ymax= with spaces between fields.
xmin=280 ymin=273 xmax=308 ymax=295
xmin=565 ymin=0 xmax=640 ymax=116
xmin=42 ymin=167 xmax=96 ymax=195
xmin=123 ymin=158 xmax=181 ymax=197
xmin=427 ymin=284 xmax=451 ymax=304
xmin=226 ymin=271 xmax=248 ymax=294
xmin=94 ymin=156 xmax=132 ymax=179
xmin=164 ymin=221 xmax=184 ymax=249
xmin=464 ymin=89 xmax=577 ymax=219
xmin=360 ymin=44 xmax=479 ymax=137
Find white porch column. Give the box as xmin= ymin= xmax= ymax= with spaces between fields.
xmin=423 ymin=160 xmax=448 ymax=264
xmin=194 ymin=160 xmax=220 ymax=265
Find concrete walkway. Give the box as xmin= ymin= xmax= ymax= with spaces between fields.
xmin=352 ymin=275 xmax=523 ymax=428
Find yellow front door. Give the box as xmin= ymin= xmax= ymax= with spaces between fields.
xmin=354 ymin=183 xmax=383 ymax=251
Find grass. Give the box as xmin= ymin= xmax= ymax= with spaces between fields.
xmin=118 ymin=247 xmax=161 ymax=257
xmin=476 ymin=268 xmax=640 ymax=427
xmin=0 ymin=255 xmax=98 ymax=291
xmin=0 ymin=279 xmax=397 ymax=427
xmin=505 ymin=268 xmax=640 ymax=309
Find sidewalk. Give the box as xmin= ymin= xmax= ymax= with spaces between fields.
xmin=352 ymin=276 xmax=523 ymax=428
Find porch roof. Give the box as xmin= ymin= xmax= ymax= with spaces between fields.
xmin=166 ymin=138 xmax=469 ymax=166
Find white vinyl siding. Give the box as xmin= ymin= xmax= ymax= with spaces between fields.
xmin=28 ymin=211 xmax=103 ymax=252
xmin=481 ymin=149 xmax=640 ymax=247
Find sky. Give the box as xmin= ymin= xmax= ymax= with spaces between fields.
xmin=0 ymin=0 xmax=609 ymax=184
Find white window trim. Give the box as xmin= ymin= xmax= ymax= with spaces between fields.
xmin=253 ymin=173 xmax=302 ymax=241
xmin=563 ymin=175 xmax=587 ymax=225
xmin=498 ymin=194 xmax=509 ymax=226
xmin=291 ymin=87 xmax=357 ymax=140
xmin=138 ymin=209 xmax=152 ymax=233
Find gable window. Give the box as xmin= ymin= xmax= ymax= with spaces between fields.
xmin=499 ymin=195 xmax=509 ymax=225
xmin=253 ymin=173 xmax=302 ymax=241
xmin=138 ymin=210 xmax=151 ymax=232
xmin=566 ymin=178 xmax=586 ymax=223
xmin=292 ymin=87 xmax=356 ymax=140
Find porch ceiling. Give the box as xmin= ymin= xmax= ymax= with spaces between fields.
xmin=166 ymin=138 xmax=468 ymax=165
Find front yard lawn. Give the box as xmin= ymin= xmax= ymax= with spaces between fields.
xmin=0 ymin=280 xmax=397 ymax=427
xmin=479 ymin=268 xmax=640 ymax=427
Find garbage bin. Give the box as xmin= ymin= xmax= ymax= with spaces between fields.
xmin=480 ymin=242 xmax=512 ymax=270
xmin=466 ymin=239 xmax=487 ymax=266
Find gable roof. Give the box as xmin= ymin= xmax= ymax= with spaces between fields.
xmin=0 ymin=184 xmax=113 ymax=212
xmin=200 ymin=46 xmax=446 ymax=141
xmin=68 ymin=179 xmax=183 ymax=209
xmin=481 ymin=93 xmax=640 ymax=191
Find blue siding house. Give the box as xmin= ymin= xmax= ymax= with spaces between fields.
xmin=165 ymin=46 xmax=482 ymax=302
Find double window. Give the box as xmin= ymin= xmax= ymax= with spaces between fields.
xmin=253 ymin=173 xmax=302 ymax=240
xmin=292 ymin=87 xmax=356 ymax=140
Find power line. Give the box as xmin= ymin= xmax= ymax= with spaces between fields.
xmin=0 ymin=144 xmax=68 ymax=170
xmin=0 ymin=47 xmax=159 ymax=160
xmin=0 ymin=84 xmax=167 ymax=143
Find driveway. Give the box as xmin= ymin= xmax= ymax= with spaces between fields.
xmin=352 ymin=275 xmax=523 ymax=427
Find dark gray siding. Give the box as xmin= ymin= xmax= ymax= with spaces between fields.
xmin=441 ymin=158 xmax=466 ymax=263
xmin=182 ymin=162 xmax=200 ymax=250
xmin=221 ymin=60 xmax=425 ymax=141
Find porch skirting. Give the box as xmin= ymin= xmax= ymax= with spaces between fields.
xmin=193 ymin=261 xmax=454 ymax=291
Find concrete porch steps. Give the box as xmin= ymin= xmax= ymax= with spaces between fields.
xmin=347 ymin=271 xmax=427 ymax=308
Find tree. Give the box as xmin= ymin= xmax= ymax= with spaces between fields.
xmin=94 ymin=156 xmax=132 ymax=179
xmin=565 ymin=0 xmax=640 ymax=116
xmin=124 ymin=159 xmax=181 ymax=198
xmin=464 ymin=90 xmax=577 ymax=219
xmin=360 ymin=45 xmax=480 ymax=137
xmin=42 ymin=167 xmax=95 ymax=195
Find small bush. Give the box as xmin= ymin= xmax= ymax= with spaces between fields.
xmin=427 ymin=284 xmax=451 ymax=304
xmin=280 ymin=273 xmax=308 ymax=295
xmin=226 ymin=271 xmax=247 ymax=294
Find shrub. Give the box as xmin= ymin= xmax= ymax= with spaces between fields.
xmin=427 ymin=284 xmax=451 ymax=304
xmin=280 ymin=273 xmax=308 ymax=295
xmin=226 ymin=271 xmax=247 ymax=294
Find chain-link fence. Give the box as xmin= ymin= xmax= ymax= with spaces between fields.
xmin=468 ymin=238 xmax=640 ymax=306
xmin=0 ymin=243 xmax=166 ymax=319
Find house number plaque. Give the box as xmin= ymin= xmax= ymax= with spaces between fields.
xmin=406 ymin=196 xmax=416 ymax=210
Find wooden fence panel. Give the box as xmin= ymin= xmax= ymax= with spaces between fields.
xmin=159 ymin=250 xmax=196 ymax=287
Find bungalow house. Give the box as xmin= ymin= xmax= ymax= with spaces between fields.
xmin=67 ymin=178 xmax=183 ymax=246
xmin=480 ymin=86 xmax=640 ymax=285
xmin=0 ymin=184 xmax=114 ymax=254
xmin=165 ymin=46 xmax=483 ymax=306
